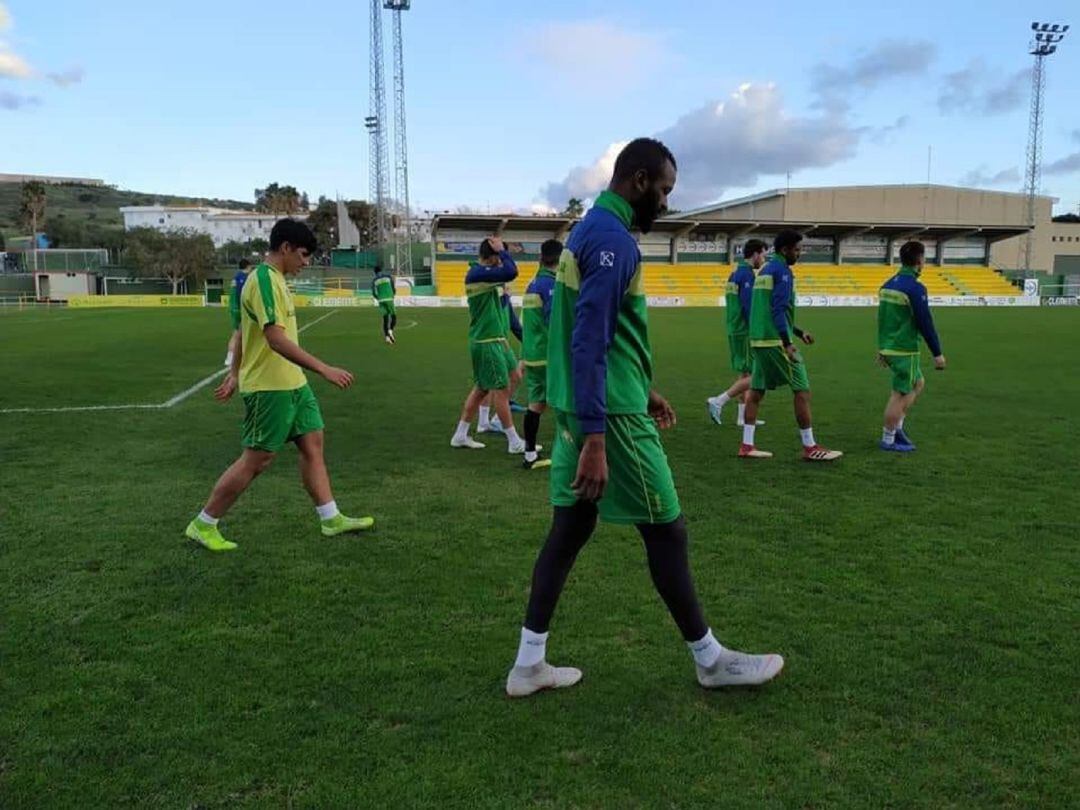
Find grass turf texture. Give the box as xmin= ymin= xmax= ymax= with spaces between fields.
xmin=1 ymin=306 xmax=1077 ymax=809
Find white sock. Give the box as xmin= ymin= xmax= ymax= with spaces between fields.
xmin=198 ymin=510 xmax=219 ymax=526
xmin=716 ymin=392 xmax=731 ymax=408
xmin=688 ymin=628 xmax=724 ymax=668
xmin=316 ymin=501 xmax=339 ymax=521
xmin=898 ymin=416 xmax=906 ymax=430
xmin=453 ymin=420 xmax=470 ymax=441
xmin=799 ymin=427 xmax=816 ymax=448
xmin=524 ymin=450 xmax=538 ymax=462
xmin=478 ymin=405 xmax=491 ymax=427
xmin=505 ymin=427 xmax=522 ymax=445
xmin=742 ymin=423 xmax=756 ymax=446
xmin=882 ymin=427 xmax=896 ymax=445
xmin=737 ymin=403 xmax=747 ymax=423
xmin=515 ymin=627 xmax=548 ymax=668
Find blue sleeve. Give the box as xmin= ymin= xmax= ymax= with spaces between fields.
xmin=370 ymin=275 xmax=377 ymax=296
xmin=909 ymin=283 xmax=942 ymax=356
xmin=572 ymin=241 xmax=636 ymax=434
xmin=541 ymin=279 xmax=554 ymax=325
xmin=771 ymin=271 xmax=792 ymax=344
xmin=504 ymin=292 xmax=523 ymax=342
xmin=464 ymin=251 xmax=519 ymax=285
xmin=235 ymin=272 xmax=247 ymax=295
xmin=738 ymin=273 xmax=753 ymax=323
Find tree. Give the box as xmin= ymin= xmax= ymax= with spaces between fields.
xmin=126 ymin=227 xmax=216 ymax=294
xmin=345 ymin=200 xmax=378 ymax=247
xmin=561 ymin=198 xmax=584 ymax=218
xmin=18 ymin=180 xmax=47 ymax=235
xmin=255 ymin=183 xmax=303 ymax=215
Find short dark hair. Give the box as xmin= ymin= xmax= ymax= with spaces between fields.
xmin=611 ymin=137 xmax=677 ymax=184
xmin=899 ymin=241 xmax=926 ymax=266
xmin=540 ymin=239 xmax=563 ymax=266
xmin=238 ymin=258 xmax=251 ymax=270
xmin=374 ymin=264 xmax=383 ymax=274
xmin=479 ymin=238 xmax=498 ymax=260
xmin=269 ymin=218 xmax=317 ymax=252
xmin=774 ymin=229 xmax=803 ymax=251
xmin=743 ymin=239 xmax=768 ymax=259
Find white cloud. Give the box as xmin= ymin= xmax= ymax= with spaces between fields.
xmin=959 ymin=165 xmax=1021 ymax=187
xmin=811 ymin=39 xmax=936 ymax=112
xmin=524 ymin=20 xmax=667 ymax=94
xmin=543 ymin=83 xmax=860 ymax=209
xmin=938 ymin=61 xmax=1028 ymax=116
xmin=0 ymin=48 xmax=32 ymax=78
xmin=0 ymin=3 xmax=11 ymax=32
xmin=47 ymin=66 xmax=85 ymax=87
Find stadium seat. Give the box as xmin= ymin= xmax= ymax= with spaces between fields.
xmin=433 ymin=261 xmax=1019 ymax=299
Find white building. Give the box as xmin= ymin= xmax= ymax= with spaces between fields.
xmin=119 ymin=205 xmax=308 ymax=247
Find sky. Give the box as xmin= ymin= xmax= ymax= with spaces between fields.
xmin=3 ymin=0 xmax=1079 ymax=216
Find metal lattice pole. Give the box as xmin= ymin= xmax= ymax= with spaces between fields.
xmin=1022 ymin=22 xmax=1068 ymax=273
xmin=367 ymin=0 xmax=391 ymax=261
xmin=386 ymin=0 xmax=412 ymax=276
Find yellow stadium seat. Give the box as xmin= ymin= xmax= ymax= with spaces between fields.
xmin=434 ymin=261 xmax=1019 ymax=299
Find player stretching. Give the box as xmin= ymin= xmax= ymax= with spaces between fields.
xmin=371 ymin=265 xmax=397 ymax=344
xmin=450 ymin=237 xmax=526 ymax=452
xmin=740 ymin=230 xmax=842 ymax=461
xmin=877 ymin=240 xmax=946 ymax=451
xmin=505 ymin=139 xmax=784 ymax=698
xmin=519 ymin=238 xmax=562 ymax=470
xmin=185 ymin=219 xmax=374 ymax=552
xmin=707 ymin=239 xmax=768 ymax=426
xmin=223 ymin=258 xmax=251 ymax=367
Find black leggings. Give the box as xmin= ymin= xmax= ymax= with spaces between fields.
xmin=524 ymin=504 xmax=708 ymax=642
xmin=382 ymin=313 xmax=397 ymax=336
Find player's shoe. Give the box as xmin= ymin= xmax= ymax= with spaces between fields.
xmin=450 ymin=435 xmax=486 ymax=449
xmin=738 ymin=443 xmax=772 ymax=459
xmin=185 ymin=519 xmax=238 ymax=552
xmin=706 ymin=397 xmax=724 ymax=425
xmin=895 ymin=428 xmax=915 ymax=449
xmin=803 ymin=445 xmax=843 ymax=462
xmin=480 ymin=417 xmax=504 ymax=434
xmin=320 ymin=513 xmax=375 ymax=537
xmin=384 ymin=335 xmax=393 ymax=345
xmin=522 ymin=454 xmax=552 ymax=470
xmin=388 ymin=329 xmax=396 ymax=344
xmin=510 ymin=401 xmax=527 ymax=413
xmin=508 ymin=439 xmax=540 ymax=454
xmin=696 ymin=650 xmax=784 ymax=688
xmin=879 ymin=440 xmax=915 ymax=453
xmin=506 ymin=661 xmax=583 ymax=698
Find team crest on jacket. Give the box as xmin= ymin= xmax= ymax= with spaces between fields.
xmin=600 ymin=251 xmax=615 ymax=267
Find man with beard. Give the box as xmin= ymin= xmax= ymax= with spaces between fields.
xmin=739 ymin=230 xmax=842 ymax=461
xmin=504 ymin=138 xmax=785 ymax=697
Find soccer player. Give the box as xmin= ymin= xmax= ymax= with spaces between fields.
xmin=707 ymin=239 xmax=768 ymax=426
xmin=371 ymin=264 xmax=397 ymax=344
xmin=519 ymin=238 xmax=562 ymax=470
xmin=477 ymin=285 xmax=525 ymax=433
xmin=505 ymin=138 xmax=784 ymax=698
xmin=450 ymin=236 xmax=527 ymax=452
xmin=223 ymin=258 xmax=251 ymax=367
xmin=184 ymin=219 xmax=374 ymax=552
xmin=877 ymin=240 xmax=946 ymax=451
xmin=739 ymin=230 xmax=842 ymax=462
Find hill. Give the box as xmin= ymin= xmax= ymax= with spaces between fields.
xmin=0 ymin=181 xmax=254 ymax=246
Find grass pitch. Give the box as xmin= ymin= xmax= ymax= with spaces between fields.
xmin=1 ymin=305 xmax=1077 ymax=808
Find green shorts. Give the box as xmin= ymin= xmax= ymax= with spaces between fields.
xmin=550 ymin=410 xmax=680 ymax=525
xmin=502 ymin=342 xmax=519 ymax=374
xmin=470 ymin=340 xmax=510 ymax=391
xmin=728 ymin=333 xmax=752 ymax=374
xmin=750 ymin=345 xmax=810 ymax=392
xmin=525 ymin=364 xmax=547 ymax=404
xmin=241 ymin=384 xmax=324 ymax=453
xmin=884 ymin=353 xmax=923 ymax=394
xmin=229 ymin=308 xmax=241 ymax=331
xmin=378 ymin=300 xmax=396 ymax=316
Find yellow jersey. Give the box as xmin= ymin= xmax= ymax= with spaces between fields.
xmin=239 ymin=263 xmax=307 ymax=393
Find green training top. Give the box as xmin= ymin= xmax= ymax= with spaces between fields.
xmin=373 ymin=274 xmax=394 ymax=302
xmin=466 ymin=267 xmax=508 ymax=343
xmin=749 ymin=252 xmax=796 ymax=347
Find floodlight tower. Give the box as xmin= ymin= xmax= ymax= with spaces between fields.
xmin=385 ymin=0 xmax=412 ymax=275
xmin=368 ymin=0 xmax=391 ymax=254
xmin=1022 ymin=21 xmax=1068 ymax=273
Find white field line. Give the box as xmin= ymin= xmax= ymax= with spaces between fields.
xmin=1 ymin=310 xmax=340 ymax=415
